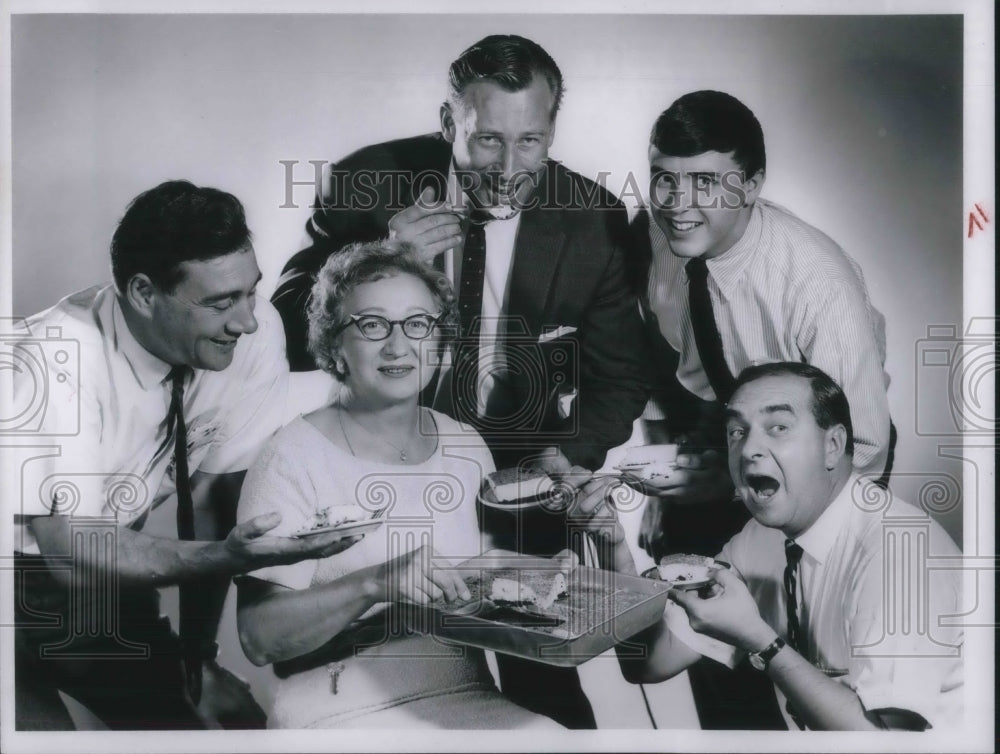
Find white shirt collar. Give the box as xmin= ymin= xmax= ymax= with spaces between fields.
xmin=110 ymin=294 xmax=173 ymax=390
xmin=791 ymin=474 xmax=862 ymax=566
xmin=446 ymin=159 xmax=463 ymax=211
xmin=704 ymin=201 xmax=763 ymax=300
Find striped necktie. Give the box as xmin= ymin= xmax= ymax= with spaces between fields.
xmin=783 ymin=539 xmax=806 ymax=729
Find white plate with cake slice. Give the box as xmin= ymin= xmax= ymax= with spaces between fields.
xmin=651 ymin=554 xmax=728 ymax=590
xmin=292 ymin=519 xmax=385 ymax=538
xmin=291 ymin=505 xmax=384 ymax=538
xmin=478 ymin=468 xmax=573 ymax=512
xmin=614 ymin=444 xmax=679 ymax=494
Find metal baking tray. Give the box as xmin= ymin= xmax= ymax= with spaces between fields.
xmin=414 ymin=553 xmax=671 ymax=667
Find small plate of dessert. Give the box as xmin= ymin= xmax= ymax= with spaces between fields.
xmin=643 ymin=553 xmax=729 ymax=590
xmin=478 ymin=468 xmax=573 ymax=512
xmin=292 ymin=504 xmax=385 ymax=538
xmin=614 ymin=444 xmax=680 ymax=495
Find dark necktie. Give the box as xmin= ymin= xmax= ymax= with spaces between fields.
xmin=686 ymin=258 xmax=736 ymax=403
xmin=168 ymin=366 xmax=208 ymax=702
xmin=783 ymin=539 xmax=806 ymax=729
xmin=458 ymin=212 xmax=490 ymax=338
xmin=453 ymin=212 xmax=490 ymax=421
xmin=167 ymin=366 xmax=195 ymax=540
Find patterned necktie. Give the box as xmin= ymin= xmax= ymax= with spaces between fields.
xmin=167 ymin=366 xmax=195 ymax=541
xmin=686 ymin=258 xmax=736 ymax=403
xmin=457 ymin=211 xmax=490 ymax=338
xmin=453 ymin=212 xmax=491 ymax=421
xmin=783 ymin=539 xmax=806 ymax=729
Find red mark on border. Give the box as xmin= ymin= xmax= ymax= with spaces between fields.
xmin=967 ymin=203 xmax=990 ymax=238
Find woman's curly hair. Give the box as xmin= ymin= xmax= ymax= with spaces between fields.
xmin=307 ymin=240 xmax=457 ymax=380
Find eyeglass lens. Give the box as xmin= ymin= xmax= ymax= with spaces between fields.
xmin=354 ymin=314 xmax=436 ymax=340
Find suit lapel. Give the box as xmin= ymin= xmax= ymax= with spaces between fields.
xmin=507 ymin=166 xmax=566 ymax=328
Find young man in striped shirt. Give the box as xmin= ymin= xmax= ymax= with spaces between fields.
xmin=631 ymin=90 xmax=892 ymax=729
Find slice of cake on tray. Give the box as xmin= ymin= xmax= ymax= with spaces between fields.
xmin=489 ymin=571 xmax=568 ymax=610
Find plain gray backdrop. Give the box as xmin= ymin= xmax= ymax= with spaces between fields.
xmin=12 ymin=13 xmax=964 ymax=538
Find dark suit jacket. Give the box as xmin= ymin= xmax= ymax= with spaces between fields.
xmin=272 ymin=133 xmax=649 ymax=470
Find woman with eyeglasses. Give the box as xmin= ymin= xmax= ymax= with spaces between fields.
xmin=234 ymin=240 xmax=563 ymax=730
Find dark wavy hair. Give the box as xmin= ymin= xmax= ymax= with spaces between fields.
xmin=732 ymin=362 xmax=855 ymax=456
xmin=650 ymin=90 xmax=766 ymax=179
xmin=110 ymin=180 xmax=252 ymax=293
xmin=448 ymin=34 xmax=564 ymax=119
xmin=307 ymin=240 xmax=457 ymax=380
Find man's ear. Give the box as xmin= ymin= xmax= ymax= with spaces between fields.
xmin=125 ymin=274 xmax=158 ymax=318
xmin=742 ymin=169 xmax=766 ymax=206
xmin=824 ymin=423 xmax=848 ymax=470
xmin=440 ymin=103 xmax=456 ymax=143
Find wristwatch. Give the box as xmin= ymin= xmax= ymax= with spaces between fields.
xmin=748 ymin=636 xmax=786 ymax=671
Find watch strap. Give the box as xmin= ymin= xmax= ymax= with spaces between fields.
xmin=749 ymin=636 xmax=786 ymax=670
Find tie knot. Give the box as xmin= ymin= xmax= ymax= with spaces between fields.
xmin=167 ymin=365 xmax=192 ymax=391
xmin=468 ymin=208 xmax=496 ymax=227
xmin=785 ymin=539 xmax=804 ymax=565
xmin=685 ymin=257 xmax=709 ymax=281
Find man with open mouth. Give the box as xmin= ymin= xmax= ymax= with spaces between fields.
xmin=570 ymin=361 xmax=962 ymax=732
xmin=634 ymin=89 xmax=893 ymax=555
xmin=629 ymin=89 xmax=895 ymax=729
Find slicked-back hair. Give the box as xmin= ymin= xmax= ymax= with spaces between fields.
xmin=307 ymin=240 xmax=458 ymax=381
xmin=650 ymin=90 xmax=766 ymax=179
xmin=111 ymin=180 xmax=252 ymax=293
xmin=447 ymin=34 xmax=564 ymax=119
xmin=732 ymin=362 xmax=855 ymax=456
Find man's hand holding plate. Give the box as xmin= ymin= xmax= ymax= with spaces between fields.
xmin=668 ymin=567 xmax=774 ymax=652
xmin=225 ymin=512 xmax=364 ymax=571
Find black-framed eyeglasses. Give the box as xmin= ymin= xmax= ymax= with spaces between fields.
xmin=336 ymin=312 xmax=443 ymax=341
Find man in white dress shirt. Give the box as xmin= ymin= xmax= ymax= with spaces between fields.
xmin=631 ymin=88 xmax=894 ymax=731
xmin=635 ymin=90 xmax=892 ymax=555
xmin=573 ymin=362 xmax=961 ymax=731
xmin=12 ymin=181 xmax=358 ymax=730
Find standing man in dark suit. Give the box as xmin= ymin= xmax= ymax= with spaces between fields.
xmin=270 ymin=34 xmax=649 ymax=728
